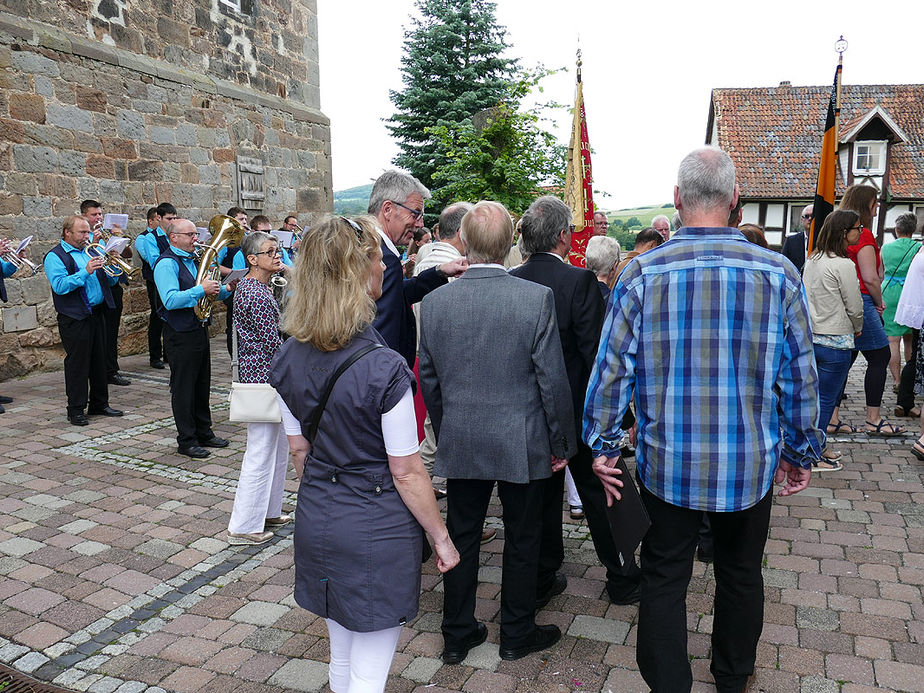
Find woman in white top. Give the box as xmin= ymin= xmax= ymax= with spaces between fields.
xmin=894 ymin=238 xmax=924 ymax=460
xmin=803 ymin=210 xmax=864 ymax=471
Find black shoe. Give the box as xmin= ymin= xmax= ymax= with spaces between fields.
xmin=535 ymin=572 xmax=567 ymax=610
xmin=0 ymin=403 xmax=4 ymax=414
xmin=87 ymin=406 xmax=124 ymax=417
xmin=434 ymin=487 xmax=448 ymax=500
xmin=0 ymin=395 xmax=12 ymax=404
xmin=199 ymin=436 xmax=229 ymax=448
xmin=150 ymin=359 xmax=166 ymax=370
xmin=177 ymin=445 xmax=210 ymax=458
xmin=697 ymin=547 xmax=714 ymax=564
xmin=499 ymin=624 xmax=561 ymax=661
xmin=108 ymin=374 xmax=131 ymax=386
xmin=68 ymin=413 xmax=89 ymax=426
xmin=607 ymin=582 xmax=641 ymax=605
xmin=441 ymin=622 xmax=487 ymax=664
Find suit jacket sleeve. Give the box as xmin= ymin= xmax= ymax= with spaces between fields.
xmin=417 ymin=297 xmax=442 ymax=439
xmin=572 ymin=269 xmax=605 ymax=379
xmin=533 ymin=290 xmax=577 ymax=458
xmin=403 ymin=266 xmax=447 ymax=305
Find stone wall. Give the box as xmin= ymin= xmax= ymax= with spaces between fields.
xmin=0 ymin=4 xmax=331 ymax=380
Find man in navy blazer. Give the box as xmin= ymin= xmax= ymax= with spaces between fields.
xmin=368 ymin=171 xmax=468 ymax=367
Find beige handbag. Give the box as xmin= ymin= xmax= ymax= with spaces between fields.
xmin=228 ymin=324 xmax=281 ymax=423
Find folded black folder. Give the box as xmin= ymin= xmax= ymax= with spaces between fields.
xmin=604 ymin=456 xmax=651 ymax=558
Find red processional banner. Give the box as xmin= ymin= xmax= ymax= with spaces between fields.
xmin=564 ymin=54 xmax=594 ymax=267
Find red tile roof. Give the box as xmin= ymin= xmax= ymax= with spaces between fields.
xmin=707 ymin=84 xmax=924 ymax=200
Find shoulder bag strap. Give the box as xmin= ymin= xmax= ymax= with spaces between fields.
xmin=883 ymin=241 xmax=921 ymax=291
xmin=231 ymin=319 xmax=240 ymax=382
xmin=307 ymin=343 xmax=384 ymax=445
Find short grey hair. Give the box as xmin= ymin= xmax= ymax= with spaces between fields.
xmin=459 ymin=201 xmax=514 ymax=265
xmin=895 ymin=212 xmax=918 ymax=237
xmin=651 ymin=214 xmax=670 ymax=227
xmin=241 ymin=231 xmax=276 ymax=266
xmin=585 ymin=236 xmax=621 ymax=276
xmin=438 ymin=202 xmax=473 ymax=241
xmin=367 ymin=170 xmax=431 ymax=215
xmin=676 ymin=147 xmax=736 ymax=214
xmin=520 ymin=195 xmax=572 ymax=255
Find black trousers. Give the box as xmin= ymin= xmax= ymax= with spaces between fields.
xmin=898 ymin=330 xmax=918 ymax=411
xmin=103 ymin=283 xmax=123 ymax=378
xmin=163 ymin=324 xmax=215 ymax=448
xmin=442 ymin=478 xmax=542 ymax=647
xmin=58 ymin=308 xmax=109 ymax=416
xmin=223 ymin=296 xmax=234 ymax=356
xmin=537 ymin=441 xmax=640 ymax=599
xmin=145 ymin=280 xmax=166 ymax=362
xmin=636 ymin=483 xmax=773 ymax=693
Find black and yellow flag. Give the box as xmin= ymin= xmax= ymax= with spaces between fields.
xmin=807 ymin=59 xmax=842 ymax=253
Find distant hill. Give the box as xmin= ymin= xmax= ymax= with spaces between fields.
xmin=333 ymin=183 xmax=373 ymax=215
xmin=603 ymin=204 xmax=675 ymax=229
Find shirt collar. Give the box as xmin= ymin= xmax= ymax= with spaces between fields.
xmin=672 ymin=226 xmax=748 ymax=240
xmin=61 ymin=241 xmax=80 ymax=253
xmin=169 ymin=244 xmax=196 ymax=258
xmin=374 ymin=221 xmax=401 ymax=258
xmin=468 ymin=263 xmax=505 ymax=270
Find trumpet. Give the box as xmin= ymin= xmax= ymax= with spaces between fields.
xmin=85 ymin=242 xmax=141 ymax=280
xmin=194 ymin=214 xmax=246 ymax=322
xmin=290 ymin=222 xmax=303 ymax=244
xmin=0 ymin=240 xmax=41 ymax=276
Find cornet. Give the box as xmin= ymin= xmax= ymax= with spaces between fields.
xmin=85 ymin=242 xmax=141 ymax=280
xmin=0 ymin=240 xmax=40 ymax=276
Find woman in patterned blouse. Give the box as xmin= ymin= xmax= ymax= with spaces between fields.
xmin=227 ymin=231 xmax=290 ymax=545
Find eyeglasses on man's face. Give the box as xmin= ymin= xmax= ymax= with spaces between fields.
xmin=801 ymin=214 xmax=812 ymax=220
xmin=390 ymin=200 xmax=424 ymax=220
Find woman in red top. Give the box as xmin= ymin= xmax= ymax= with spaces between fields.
xmin=827 ymin=185 xmax=904 ymax=436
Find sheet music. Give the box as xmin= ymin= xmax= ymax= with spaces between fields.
xmin=103 ymin=213 xmax=129 ymax=230
xmin=104 ymin=236 xmax=131 ymax=254
xmin=223 ymin=268 xmax=249 ymax=284
xmin=196 ymin=228 xmax=212 ymax=243
xmin=271 ymin=230 xmax=294 ymax=249
xmin=16 ymin=235 xmax=33 ymax=254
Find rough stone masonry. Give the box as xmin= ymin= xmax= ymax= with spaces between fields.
xmin=0 ymin=0 xmax=332 ymax=379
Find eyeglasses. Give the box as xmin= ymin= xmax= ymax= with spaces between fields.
xmin=254 ymin=249 xmax=284 ymax=257
xmin=567 ymin=224 xmax=576 ymax=233
xmin=174 ymin=232 xmax=198 ymax=237
xmin=390 ymin=200 xmax=424 ymax=220
xmin=340 ymin=216 xmax=364 ymax=242
xmin=847 ymin=225 xmax=862 ymax=232
xmin=801 ymin=214 xmax=812 ymax=219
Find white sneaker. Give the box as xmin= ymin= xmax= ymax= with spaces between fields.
xmin=227 ymin=531 xmax=274 ymax=545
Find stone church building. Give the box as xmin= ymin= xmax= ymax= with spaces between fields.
xmin=0 ymin=0 xmax=331 ymax=378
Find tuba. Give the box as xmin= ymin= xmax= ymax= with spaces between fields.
xmin=193 ymin=214 xmax=246 ymax=321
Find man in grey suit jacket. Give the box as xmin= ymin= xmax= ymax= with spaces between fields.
xmin=419 ymin=201 xmax=576 ymax=664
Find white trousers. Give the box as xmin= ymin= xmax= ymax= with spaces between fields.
xmin=325 ymin=619 xmax=402 ymax=693
xmin=565 ymin=467 xmax=581 ymax=507
xmin=227 ymin=421 xmax=289 ymax=534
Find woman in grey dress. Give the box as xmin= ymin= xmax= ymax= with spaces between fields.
xmin=270 ymin=215 xmax=458 ymax=693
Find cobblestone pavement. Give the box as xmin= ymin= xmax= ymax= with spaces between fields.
xmin=1 ymin=341 xmax=923 ymax=693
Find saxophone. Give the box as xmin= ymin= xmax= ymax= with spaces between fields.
xmin=193 ymin=214 xmax=246 ymax=322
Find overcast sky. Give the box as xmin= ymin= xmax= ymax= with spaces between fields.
xmin=316 ymin=0 xmax=921 ymax=210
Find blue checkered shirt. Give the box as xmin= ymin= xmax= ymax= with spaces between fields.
xmin=583 ymin=227 xmax=823 ymax=512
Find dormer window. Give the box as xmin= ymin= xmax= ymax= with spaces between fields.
xmin=854 ymin=141 xmax=887 ymax=175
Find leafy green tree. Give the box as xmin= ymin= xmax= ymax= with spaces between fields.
xmin=387 ymin=0 xmax=517 ymax=189
xmin=426 ymin=68 xmax=566 ymax=215
xmin=626 ymin=216 xmax=641 ymax=228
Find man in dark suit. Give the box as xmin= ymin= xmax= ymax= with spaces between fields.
xmin=511 ymin=195 xmax=641 ymax=606
xmin=368 ymin=171 xmax=467 ymax=368
xmin=781 ymin=203 xmax=813 ymax=273
xmin=419 ymin=201 xmax=575 ymax=663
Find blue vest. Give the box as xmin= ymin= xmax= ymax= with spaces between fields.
xmin=45 ymin=244 xmax=115 ymax=320
xmin=140 ymin=229 xmax=170 ymax=281
xmin=154 ymin=247 xmax=203 ymax=332
xmin=0 ymin=276 xmax=6 ymax=303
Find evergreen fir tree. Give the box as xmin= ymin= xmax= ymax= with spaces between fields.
xmin=387 ymin=0 xmax=516 ymax=190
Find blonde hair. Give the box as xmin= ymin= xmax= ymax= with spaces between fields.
xmin=281 ymin=215 xmax=381 ymax=351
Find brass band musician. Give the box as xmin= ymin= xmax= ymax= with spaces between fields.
xmin=43 ymin=216 xmax=124 ymax=426
xmin=0 ymin=237 xmax=29 ymax=414
xmin=153 ymin=218 xmax=232 ymax=459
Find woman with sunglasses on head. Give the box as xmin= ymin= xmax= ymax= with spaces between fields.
xmin=270 ymin=216 xmax=459 ymax=693
xmin=827 ymin=185 xmax=905 ymax=437
xmin=803 ymin=210 xmax=865 ymax=471
xmin=226 ymin=231 xmax=291 ymax=545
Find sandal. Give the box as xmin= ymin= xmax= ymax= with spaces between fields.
xmin=826 ymin=420 xmax=858 ymax=435
xmin=865 ymin=419 xmax=906 ymax=437
xmin=813 ymin=459 xmax=843 ymax=472
xmin=893 ymin=405 xmax=921 ymax=418
xmin=821 ymin=448 xmax=842 ymax=462
xmin=912 ymin=439 xmax=924 ymax=461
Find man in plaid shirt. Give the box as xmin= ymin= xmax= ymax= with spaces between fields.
xmin=584 ymin=146 xmax=823 ymax=693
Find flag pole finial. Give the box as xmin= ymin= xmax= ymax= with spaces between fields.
xmin=835 ymin=35 xmax=848 ymax=54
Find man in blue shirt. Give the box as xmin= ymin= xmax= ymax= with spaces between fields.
xmin=0 ymin=238 xmax=26 ymax=413
xmin=43 ymin=216 xmax=124 ymax=426
xmin=134 ymin=203 xmax=177 ymax=369
xmin=153 ymin=218 xmax=232 ymax=458
xmin=584 ymin=147 xmax=822 ymax=693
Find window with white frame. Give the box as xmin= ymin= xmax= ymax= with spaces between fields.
xmin=853 ymin=141 xmax=886 ymax=175
xmin=219 ymin=0 xmax=241 ymax=10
